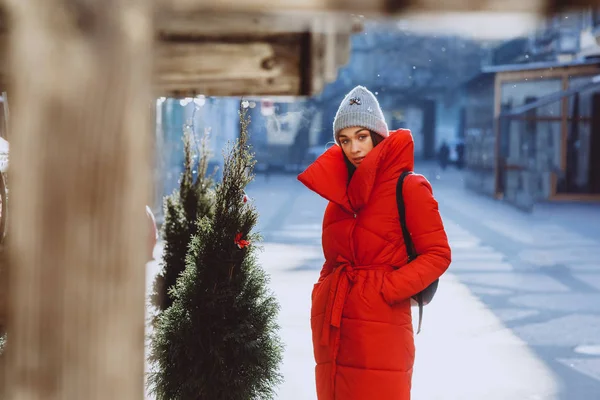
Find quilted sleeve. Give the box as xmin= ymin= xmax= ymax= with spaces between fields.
xmin=380 ymin=174 xmax=451 ymax=305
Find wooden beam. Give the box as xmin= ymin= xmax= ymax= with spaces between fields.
xmin=157 ymin=10 xmax=361 ymax=36
xmin=157 ymin=10 xmax=363 ymax=36
xmin=154 ymin=12 xmax=357 ymax=96
xmin=155 ymin=37 xmax=304 ymax=96
xmin=160 ymin=0 xmax=548 ymax=15
xmin=155 ymin=25 xmax=353 ymax=97
xmin=496 ymin=64 xmax=600 ymax=82
xmin=1 ymin=1 xmax=152 ymax=399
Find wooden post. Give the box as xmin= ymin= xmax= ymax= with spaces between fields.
xmin=1 ymin=0 xmax=153 ymax=399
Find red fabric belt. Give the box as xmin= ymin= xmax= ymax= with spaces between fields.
xmin=320 ymin=255 xmax=394 ymax=346
xmin=319 ymin=255 xmax=395 ymax=397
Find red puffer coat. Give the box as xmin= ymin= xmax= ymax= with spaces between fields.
xmin=297 ymin=129 xmax=451 ymax=400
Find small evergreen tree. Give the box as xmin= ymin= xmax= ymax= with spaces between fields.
xmin=149 ymin=108 xmax=283 ymax=400
xmin=151 ymin=123 xmax=214 ymax=312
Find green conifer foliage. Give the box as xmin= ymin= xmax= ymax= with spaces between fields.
xmin=148 ymin=108 xmax=283 ymax=400
xmin=152 ymin=123 xmax=214 ymax=312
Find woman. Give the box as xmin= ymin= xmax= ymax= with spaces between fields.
xmin=297 ymin=85 xmax=451 ymax=400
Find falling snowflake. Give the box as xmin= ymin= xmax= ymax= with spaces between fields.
xmin=194 ymin=95 xmax=206 ymax=107
xmin=367 ymin=107 xmax=373 ymax=113
xmin=241 ymin=100 xmax=250 ymax=108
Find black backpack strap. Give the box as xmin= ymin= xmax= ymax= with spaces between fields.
xmin=396 ymin=171 xmax=424 ymax=334
xmin=396 ymin=171 xmax=417 ymax=261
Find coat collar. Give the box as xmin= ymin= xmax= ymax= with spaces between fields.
xmin=298 ymin=129 xmax=415 ymax=213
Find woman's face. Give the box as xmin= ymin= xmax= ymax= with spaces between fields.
xmin=338 ymin=127 xmax=374 ymax=167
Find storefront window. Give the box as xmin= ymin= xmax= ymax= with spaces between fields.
xmin=568 ymin=75 xmax=597 ymax=118
xmin=550 ymin=75 xmax=600 ymax=194
xmin=535 ymin=121 xmax=562 ymax=171
xmin=501 ymin=78 xmax=562 ymax=117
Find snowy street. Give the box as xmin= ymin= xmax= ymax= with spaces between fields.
xmin=248 ymin=164 xmax=600 ymax=400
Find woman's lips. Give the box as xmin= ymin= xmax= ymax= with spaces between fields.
xmin=353 ymin=157 xmax=365 ymax=164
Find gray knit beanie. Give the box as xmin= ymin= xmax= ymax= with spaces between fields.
xmin=333 ymin=85 xmax=389 ymax=143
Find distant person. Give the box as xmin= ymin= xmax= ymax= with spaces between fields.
xmin=456 ymin=141 xmax=465 ymax=170
xmin=438 ymin=140 xmax=450 ymax=170
xmin=297 ymin=85 xmax=451 ymax=400
xmin=264 ymin=163 xmax=271 ymax=182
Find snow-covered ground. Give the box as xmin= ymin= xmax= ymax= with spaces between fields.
xmin=146 ymin=166 xmax=600 ymax=399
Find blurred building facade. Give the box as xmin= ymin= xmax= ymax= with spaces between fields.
xmin=463 ymin=8 xmax=600 ymax=210
xmin=154 ymin=10 xmax=600 ymax=215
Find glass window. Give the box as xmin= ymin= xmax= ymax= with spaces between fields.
xmin=558 ymin=121 xmax=593 ymax=194
xmin=535 ymin=121 xmax=562 ymax=171
xmin=568 ymin=75 xmax=599 ymax=118
xmin=501 ymin=78 xmax=562 ymax=110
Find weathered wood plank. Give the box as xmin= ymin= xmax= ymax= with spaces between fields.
xmin=154 ymin=12 xmax=356 ymax=96
xmin=158 ymin=11 xmax=312 ymax=37
xmin=155 ymin=37 xmax=305 ymax=96
xmin=156 ymin=11 xmax=363 ymax=36
xmin=1 ymin=0 xmax=152 ymax=398
xmin=160 ymin=0 xmax=547 ymax=14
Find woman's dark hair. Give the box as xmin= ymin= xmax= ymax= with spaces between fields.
xmin=342 ymin=130 xmax=385 ymax=182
